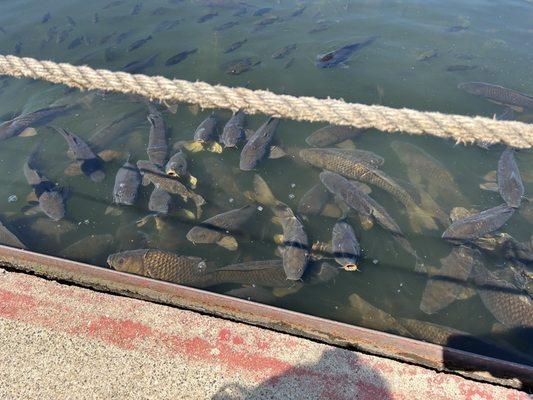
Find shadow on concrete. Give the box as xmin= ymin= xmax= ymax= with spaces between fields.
xmin=211 ymin=348 xmax=393 ymax=400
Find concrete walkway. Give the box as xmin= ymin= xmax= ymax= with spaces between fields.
xmin=0 ymin=268 xmax=528 ymax=400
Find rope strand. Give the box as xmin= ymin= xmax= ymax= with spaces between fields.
xmin=0 ymin=54 xmax=531 ymax=148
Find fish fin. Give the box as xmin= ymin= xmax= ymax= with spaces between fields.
xmin=251 ymin=174 xmax=279 ymax=206
xmin=414 ymin=261 xmax=428 ymax=274
xmin=21 ymin=204 xmax=40 ymax=216
xmin=104 ymin=205 xmax=123 ymax=216
xmin=164 ymin=101 xmax=178 ymax=114
xmin=173 ymin=140 xmax=187 ymax=151
xmin=483 ymin=170 xmax=497 ymax=182
xmin=272 ymin=234 xmax=284 ymax=244
xmin=406 ymin=170 xmax=422 ymax=186
xmin=350 ymin=181 xmax=372 ymax=195
xmin=26 ymin=192 xmax=38 ymax=202
xmin=335 ymin=139 xmax=357 ymax=150
xmin=97 ymin=149 xmax=124 ymax=162
xmin=187 ymin=173 xmax=198 ymax=189
xmin=271 ymin=217 xmax=282 ymax=226
xmin=479 ymin=182 xmax=499 ymax=192
xmin=208 ymin=142 xmax=223 ymax=154
xmin=272 ymin=286 xmax=302 ymax=297
xmin=217 ymin=235 xmax=238 ymax=251
xmin=64 ymin=162 xmax=83 ymax=177
xmin=321 ymin=203 xmax=343 ymax=219
xmin=359 ymin=214 xmax=374 ymax=230
xmin=188 ymin=104 xmax=200 ymax=115
xmin=268 ymin=145 xmax=286 ymax=159
xmin=136 ymin=215 xmax=155 ymax=227
xmin=19 ymin=127 xmax=38 ymax=137
xmin=456 ymin=286 xmax=476 ymax=300
xmin=182 ymin=141 xmax=204 ymax=152
xmin=176 ymin=209 xmax=196 ymax=221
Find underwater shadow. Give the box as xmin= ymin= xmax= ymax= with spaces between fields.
xmin=211 ymin=348 xmax=394 ymax=400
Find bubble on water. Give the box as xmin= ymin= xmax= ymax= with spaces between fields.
xmin=257 ymin=206 xmax=263 ymax=211
xmin=7 ymin=195 xmax=17 ymax=203
xmin=372 ymin=259 xmax=379 ymax=265
xmin=290 ymin=183 xmax=296 ymax=188
xmin=228 ymin=198 xmax=234 ymax=203
xmin=288 ymin=193 xmax=295 ymax=199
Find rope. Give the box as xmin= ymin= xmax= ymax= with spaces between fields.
xmin=0 ymin=54 xmax=532 ymax=148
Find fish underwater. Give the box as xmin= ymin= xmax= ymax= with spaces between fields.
xmin=315 ymin=36 xmax=378 ymax=68
xmin=240 ymin=118 xmax=279 ymax=171
xmin=497 ymin=148 xmax=524 ymax=208
xmin=146 ymin=104 xmax=167 ymax=167
xmin=332 ymin=219 xmax=361 ymax=271
xmin=111 ymin=155 xmax=141 ymax=206
xmin=305 ymin=125 xmax=366 ymax=147
xmin=458 ymin=82 xmax=533 ymax=111
xmin=0 ymin=105 xmax=71 ymax=141
xmin=220 ymin=110 xmax=246 ymax=148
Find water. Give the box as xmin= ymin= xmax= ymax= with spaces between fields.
xmin=0 ymin=0 xmax=532 ymax=365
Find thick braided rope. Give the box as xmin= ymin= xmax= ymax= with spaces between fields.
xmin=0 ymin=54 xmax=531 ymax=148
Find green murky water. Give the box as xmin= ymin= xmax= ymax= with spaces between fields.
xmin=0 ymin=0 xmax=532 ymax=366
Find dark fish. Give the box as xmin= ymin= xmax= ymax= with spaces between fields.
xmin=458 ymin=82 xmax=533 ymax=110
xmin=315 ymin=36 xmax=378 ymax=68
xmin=131 ymin=3 xmax=143 ymax=15
xmin=420 ymin=245 xmax=478 ymax=314
xmin=103 ymin=0 xmax=126 ymax=9
xmin=42 ymin=12 xmax=51 ymax=23
xmin=239 ymin=118 xmax=279 ymax=170
xmin=67 ymin=16 xmax=77 ymax=27
xmin=116 ymin=30 xmax=134 ymax=44
xmin=305 ymin=126 xmax=366 ymax=147
xmin=13 ymin=42 xmax=22 ymax=55
xmin=290 ymin=6 xmax=306 ymax=17
xmin=272 ymin=44 xmax=296 ymax=59
xmin=233 ymin=7 xmax=247 ymax=17
xmin=201 ymin=156 xmax=247 ymax=206
xmin=147 ymin=104 xmax=167 ymax=167
xmin=283 ymin=57 xmax=294 ymax=69
xmin=57 ymin=28 xmax=73 ymax=44
xmin=309 ymin=21 xmax=329 ymax=34
xmin=332 ymin=220 xmax=360 ymax=270
xmin=298 ymin=183 xmax=330 ymax=216
xmin=122 ymin=54 xmax=158 ymax=73
xmin=319 ymin=171 xmax=402 ymax=235
xmin=60 ymin=234 xmax=114 ymax=265
xmin=109 ymin=249 xmax=295 ymax=288
xmin=112 ymin=156 xmax=141 ymax=205
xmin=67 ymin=36 xmax=84 ymax=50
xmin=446 ymin=25 xmax=468 ymax=33
xmin=390 ymin=141 xmax=468 ymax=206
xmin=193 ymin=114 xmax=218 ymax=143
xmin=0 ymin=220 xmax=26 ymax=249
xmin=100 ymin=32 xmax=117 ymax=45
xmin=215 ymin=21 xmax=239 ymax=31
xmin=165 ymin=49 xmax=197 ymax=66
xmin=197 ymin=12 xmax=218 ymax=23
xmin=93 ymin=13 xmax=99 ymax=23
xmin=0 ymin=105 xmax=70 ymax=141
xmin=137 ymin=160 xmax=205 ymax=215
xmin=224 ymin=58 xmax=259 ymax=75
xmin=272 ymin=203 xmax=310 ymax=280
xmin=400 ymin=318 xmax=471 ymax=346
xmin=224 ymin=39 xmax=247 ymax=53
xmin=153 ymin=19 xmax=182 ymax=33
xmin=54 ymin=127 xmax=105 ymax=182
xmin=348 ymin=294 xmax=413 ymax=337
xmin=148 ymin=187 xmax=173 ymax=214
xmin=186 ymin=205 xmax=256 ymax=250
xmin=299 ymin=147 xmax=384 ymax=171
xmin=89 ymin=108 xmax=145 ymax=149
xmin=472 ymin=263 xmax=533 ymax=328
xmin=220 ymin=110 xmax=246 ymax=148
xmin=165 ymin=148 xmax=188 ymax=177
xmin=442 ymin=204 xmax=514 ymax=242
xmin=253 ymin=15 xmax=279 ymax=30
xmin=446 ymin=65 xmax=477 ymax=72
xmin=23 ymin=151 xmax=66 ymax=221
xmin=128 ymin=35 xmax=152 ymax=52
xmin=303 ymin=148 xmax=435 ymax=231
xmin=152 ymin=7 xmax=172 ymax=16
xmin=498 ymin=148 xmax=523 ymax=208
xmin=253 ymin=7 xmax=271 ymax=16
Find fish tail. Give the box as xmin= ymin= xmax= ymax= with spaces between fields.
xmin=251 ymin=174 xmax=280 ymax=207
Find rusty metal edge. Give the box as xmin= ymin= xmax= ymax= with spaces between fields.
xmin=0 ymin=245 xmax=531 ymax=390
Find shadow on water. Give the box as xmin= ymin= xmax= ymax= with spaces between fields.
xmin=443 ymin=327 xmax=533 ymax=391
xmin=211 ymin=348 xmax=393 ymax=400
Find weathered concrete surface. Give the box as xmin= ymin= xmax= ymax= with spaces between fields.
xmin=0 ymin=268 xmax=528 ymax=400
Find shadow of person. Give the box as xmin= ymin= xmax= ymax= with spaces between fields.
xmin=211 ymin=348 xmax=393 ymax=400
xmin=442 ymin=327 xmax=533 ymax=390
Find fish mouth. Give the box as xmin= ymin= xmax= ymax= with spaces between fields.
xmin=343 ymin=263 xmax=359 ymax=272
xmin=166 ymin=169 xmax=179 ymax=177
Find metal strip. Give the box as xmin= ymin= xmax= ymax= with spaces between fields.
xmin=0 ymin=245 xmax=531 ymax=389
